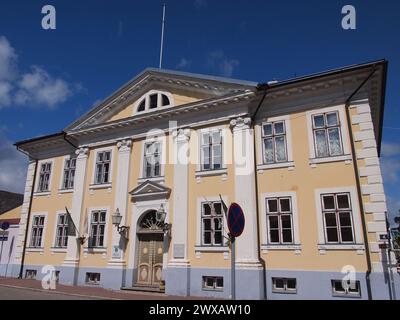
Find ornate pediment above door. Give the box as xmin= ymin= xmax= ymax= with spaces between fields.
xmin=129 ymin=180 xmax=171 ymax=202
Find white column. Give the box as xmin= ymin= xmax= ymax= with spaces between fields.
xmin=169 ymin=128 xmax=191 ymax=266
xmin=64 ymin=147 xmax=89 ymax=266
xmin=13 ymin=159 xmax=37 ymax=271
xmin=230 ymin=117 xmax=261 ymax=267
xmin=109 ymin=139 xmax=132 ymax=266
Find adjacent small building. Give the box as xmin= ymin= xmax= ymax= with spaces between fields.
xmin=0 ymin=190 xmax=23 ymax=277
xmin=10 ymin=60 xmax=400 ymax=299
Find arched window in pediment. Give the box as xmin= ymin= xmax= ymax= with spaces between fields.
xmin=135 ymin=90 xmax=173 ymax=113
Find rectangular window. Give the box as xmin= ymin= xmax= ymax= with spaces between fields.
xmin=272 ymin=277 xmax=297 ymax=294
xmin=321 ymin=193 xmax=354 ymax=244
xmin=30 ymin=215 xmax=45 ymax=248
xmin=25 ymin=270 xmax=37 ymax=280
xmin=95 ymin=151 xmax=111 ymax=184
xmin=62 ymin=158 xmax=76 ymax=189
xmin=144 ymin=141 xmax=161 ymax=178
xmin=266 ymin=197 xmax=293 ymax=244
xmin=38 ymin=162 xmax=52 ymax=192
xmin=262 ymin=121 xmax=288 ymax=163
xmin=331 ymin=280 xmax=361 ymax=298
xmin=312 ymin=111 xmax=343 ymax=158
xmin=201 ymin=201 xmax=223 ymax=246
xmin=55 ymin=214 xmax=68 ymax=248
xmin=89 ymin=210 xmax=106 ymax=248
xmin=202 ymin=276 xmax=223 ymax=291
xmin=200 ymin=130 xmax=222 ymax=171
xmin=85 ymin=272 xmax=101 ymax=285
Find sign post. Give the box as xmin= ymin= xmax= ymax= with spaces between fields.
xmin=227 ymin=203 xmax=245 ymax=300
xmin=0 ymin=222 xmax=10 ymax=268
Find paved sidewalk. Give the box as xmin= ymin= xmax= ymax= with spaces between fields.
xmin=0 ymin=277 xmax=204 ymax=300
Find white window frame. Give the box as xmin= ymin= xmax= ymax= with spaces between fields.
xmin=34 ymin=159 xmax=54 ymax=194
xmin=59 ymin=155 xmax=76 ymax=191
xmin=331 ymin=279 xmax=361 ymax=298
xmin=139 ymin=135 xmax=166 ymax=181
xmin=53 ymin=211 xmax=69 ymax=248
xmin=256 ymin=115 xmax=294 ymax=170
xmin=306 ymin=105 xmax=351 ymax=165
xmin=314 ymin=187 xmax=364 ymax=250
xmin=202 ymin=276 xmax=224 ymax=291
xmin=272 ymin=277 xmax=297 ymax=294
xmin=86 ymin=207 xmax=109 ymax=249
xmin=195 ymin=196 xmax=229 ymax=252
xmin=133 ymin=90 xmax=174 ymax=114
xmin=260 ymin=192 xmax=300 ymax=251
xmin=196 ymin=125 xmax=228 ymax=174
xmin=27 ymin=212 xmax=48 ymax=250
xmin=91 ymin=147 xmax=114 ymax=186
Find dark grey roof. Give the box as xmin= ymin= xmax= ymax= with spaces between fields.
xmin=0 ymin=190 xmax=23 ymax=215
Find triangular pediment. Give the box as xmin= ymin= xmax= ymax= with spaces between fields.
xmin=65 ymin=68 xmax=256 ymax=132
xmin=129 ymin=180 xmax=171 ymax=201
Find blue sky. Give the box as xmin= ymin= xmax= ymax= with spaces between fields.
xmin=0 ymin=0 xmax=399 ymax=221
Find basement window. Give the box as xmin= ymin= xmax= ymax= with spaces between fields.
xmin=272 ymin=277 xmax=297 ymax=294
xmin=25 ymin=269 xmax=37 ymax=280
xmin=331 ymin=280 xmax=361 ymax=298
xmin=85 ymin=272 xmax=101 ymax=285
xmin=202 ymin=276 xmax=223 ymax=291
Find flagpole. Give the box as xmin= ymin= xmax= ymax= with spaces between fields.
xmin=159 ymin=4 xmax=166 ymax=69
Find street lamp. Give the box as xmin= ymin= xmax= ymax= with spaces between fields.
xmin=112 ymin=208 xmax=129 ymax=238
xmin=156 ymin=204 xmax=171 ymax=234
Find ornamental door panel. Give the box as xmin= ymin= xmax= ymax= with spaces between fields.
xmin=137 ymin=236 xmax=152 ymax=284
xmin=136 ymin=210 xmax=165 ymax=286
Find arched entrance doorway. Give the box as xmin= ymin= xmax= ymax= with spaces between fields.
xmin=136 ymin=210 xmax=164 ymax=286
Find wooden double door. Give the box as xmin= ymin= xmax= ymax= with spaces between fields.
xmin=136 ymin=233 xmax=164 ymax=286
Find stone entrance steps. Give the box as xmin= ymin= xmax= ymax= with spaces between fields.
xmin=121 ymin=284 xmax=165 ymax=293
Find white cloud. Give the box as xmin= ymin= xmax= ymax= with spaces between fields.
xmin=207 ymin=50 xmax=239 ymax=77
xmin=382 ymin=142 xmax=400 ymax=157
xmin=0 ymin=35 xmax=75 ymax=109
xmin=0 ymin=131 xmax=27 ymax=193
xmin=381 ymin=158 xmax=400 ymax=183
xmin=176 ymin=58 xmax=192 ymax=69
xmin=194 ymin=0 xmax=207 ymax=9
xmin=0 ymin=81 xmax=12 ymax=107
xmin=0 ymin=36 xmax=17 ymax=81
xmin=15 ymin=66 xmax=71 ymax=108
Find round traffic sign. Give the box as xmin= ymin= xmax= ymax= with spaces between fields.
xmin=227 ymin=203 xmax=245 ymax=238
xmin=1 ymin=221 xmax=10 ymax=230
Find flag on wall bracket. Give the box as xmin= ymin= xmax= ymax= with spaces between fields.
xmin=65 ymin=207 xmax=78 ymax=236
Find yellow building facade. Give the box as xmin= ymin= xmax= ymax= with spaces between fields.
xmin=12 ymin=60 xmax=399 ymax=299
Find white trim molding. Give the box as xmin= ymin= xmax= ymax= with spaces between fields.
xmin=256 ymin=114 xmax=295 ymax=171
xmin=260 ymin=191 xmax=301 ymax=250
xmin=34 ymin=159 xmax=55 ymax=195
xmin=314 ymin=186 xmax=364 ymax=253
xmin=306 ymin=104 xmax=352 ymax=166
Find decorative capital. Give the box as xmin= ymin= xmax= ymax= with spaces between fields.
xmin=230 ymin=117 xmax=252 ymax=131
xmin=117 ymin=139 xmax=132 ymax=152
xmin=75 ymin=147 xmax=89 ymax=158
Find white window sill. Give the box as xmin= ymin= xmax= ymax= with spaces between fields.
xmin=84 ymin=247 xmax=107 ymax=253
xmin=26 ymin=247 xmax=44 ymax=252
xmin=318 ymin=244 xmax=365 ymax=251
xmin=137 ymin=176 xmax=165 ymax=184
xmin=195 ymin=168 xmax=227 ymax=177
xmin=50 ymin=247 xmax=67 ymax=253
xmin=58 ymin=189 xmax=74 ymax=194
xmin=89 ymin=183 xmax=112 ymax=190
xmin=33 ymin=191 xmax=51 ymax=197
xmin=257 ymin=162 xmax=295 ymax=171
xmin=309 ymin=154 xmax=352 ymax=166
xmin=261 ymin=244 xmax=301 ymax=251
xmin=195 ymin=246 xmax=229 ymax=252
